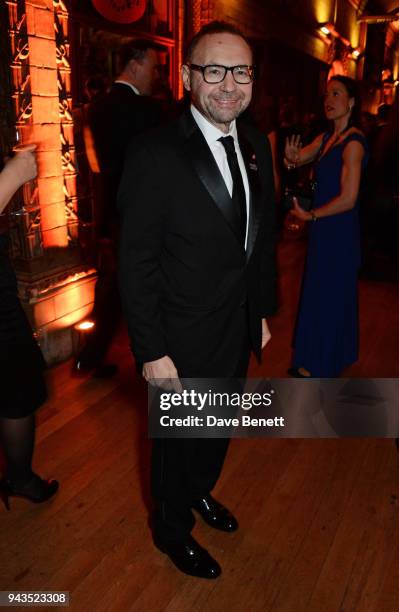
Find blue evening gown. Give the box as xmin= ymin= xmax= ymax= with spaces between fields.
xmin=292 ymin=132 xmax=368 ymax=377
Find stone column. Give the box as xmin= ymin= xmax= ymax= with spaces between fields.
xmin=6 ymin=0 xmax=97 ymax=364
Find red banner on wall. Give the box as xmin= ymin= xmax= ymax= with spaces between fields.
xmin=92 ymin=0 xmax=147 ymax=24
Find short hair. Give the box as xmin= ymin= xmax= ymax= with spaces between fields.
xmin=185 ymin=21 xmax=252 ymax=63
xmin=377 ymin=103 xmax=391 ymax=122
xmin=119 ymin=39 xmax=165 ymax=69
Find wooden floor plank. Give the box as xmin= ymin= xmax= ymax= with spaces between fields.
xmin=307 ymin=440 xmax=399 ymax=612
xmin=267 ymin=440 xmax=368 ymax=612
xmin=1 ymin=237 xmax=399 ymax=611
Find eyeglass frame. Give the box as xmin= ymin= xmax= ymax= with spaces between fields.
xmin=187 ymin=63 xmax=256 ymax=84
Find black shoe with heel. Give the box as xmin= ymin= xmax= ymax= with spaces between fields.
xmin=0 ymin=475 xmax=59 ymax=511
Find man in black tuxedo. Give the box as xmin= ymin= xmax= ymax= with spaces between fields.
xmin=75 ymin=40 xmax=164 ymax=376
xmin=118 ymin=22 xmax=277 ymax=578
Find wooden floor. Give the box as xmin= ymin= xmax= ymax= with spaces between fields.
xmin=1 ymin=235 xmax=399 ymax=612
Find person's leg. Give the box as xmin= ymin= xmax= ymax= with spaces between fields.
xmin=151 ymin=437 xmax=221 ymax=578
xmin=150 ymin=318 xmax=250 ymax=578
xmin=151 ymin=438 xmax=196 ymax=542
xmin=0 ymin=414 xmax=35 ymax=485
xmin=186 ymin=438 xmax=231 ymax=501
xmin=0 ymin=415 xmax=58 ymax=502
xmin=187 ymin=325 xmax=251 ymax=505
xmin=76 ymin=268 xmax=121 ymax=371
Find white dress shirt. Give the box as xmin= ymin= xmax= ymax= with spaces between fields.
xmin=190 ymin=104 xmax=250 ymax=249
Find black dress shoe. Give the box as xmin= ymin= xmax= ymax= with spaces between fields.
xmin=0 ymin=475 xmax=59 ymax=511
xmin=154 ymin=535 xmax=221 ymax=579
xmin=73 ymin=361 xmax=118 ymax=379
xmin=192 ymin=494 xmax=238 ymax=532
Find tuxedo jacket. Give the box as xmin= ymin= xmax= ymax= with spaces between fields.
xmin=118 ymin=109 xmax=277 ymax=377
xmin=89 ymin=83 xmax=161 ymax=238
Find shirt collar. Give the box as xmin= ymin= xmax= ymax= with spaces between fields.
xmin=190 ymin=104 xmax=237 ymax=147
xmin=114 ymin=80 xmax=140 ymax=95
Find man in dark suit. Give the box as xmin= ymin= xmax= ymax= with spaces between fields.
xmin=118 ymin=22 xmax=277 ymax=578
xmin=75 ymin=40 xmax=164 ymax=376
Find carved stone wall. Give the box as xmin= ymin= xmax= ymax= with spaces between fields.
xmin=54 ymin=0 xmax=79 ymax=247
xmin=3 ymin=0 xmax=96 ymax=364
xmin=7 ymin=0 xmax=43 ymax=260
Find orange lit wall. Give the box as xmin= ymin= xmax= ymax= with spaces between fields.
xmin=6 ymin=0 xmax=95 ymax=364
xmin=9 ymin=0 xmax=76 ymax=248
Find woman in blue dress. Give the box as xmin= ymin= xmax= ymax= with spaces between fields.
xmin=284 ymin=76 xmax=368 ymax=377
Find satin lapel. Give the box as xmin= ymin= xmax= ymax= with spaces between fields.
xmin=179 ymin=111 xmax=243 ymax=246
xmin=237 ymin=124 xmax=262 ymax=262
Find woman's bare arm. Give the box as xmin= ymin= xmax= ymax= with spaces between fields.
xmin=292 ymin=139 xmax=365 ymax=220
xmin=0 ymin=147 xmax=37 ymax=215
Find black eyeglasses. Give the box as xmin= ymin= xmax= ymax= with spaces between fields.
xmin=188 ymin=64 xmax=255 ymax=84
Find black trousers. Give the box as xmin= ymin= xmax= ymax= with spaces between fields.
xmin=151 ymin=322 xmax=251 ymax=542
xmin=77 ymin=243 xmax=121 ymax=368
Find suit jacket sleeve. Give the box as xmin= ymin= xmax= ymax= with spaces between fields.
xmin=117 ymin=140 xmax=167 ymax=363
xmin=89 ymin=97 xmax=123 ymax=239
xmin=90 ymin=93 xmax=162 ymax=240
xmin=260 ymin=136 xmax=278 ymax=317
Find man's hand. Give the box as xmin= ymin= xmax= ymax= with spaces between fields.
xmin=143 ymin=355 xmax=182 ymax=392
xmin=261 ymin=318 xmax=271 ymax=349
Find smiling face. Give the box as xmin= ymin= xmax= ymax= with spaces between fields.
xmin=324 ymin=78 xmax=354 ymax=123
xmin=181 ymin=32 xmax=253 ymax=132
